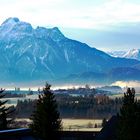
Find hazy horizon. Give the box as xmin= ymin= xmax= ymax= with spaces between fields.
xmin=1 ymin=80 xmax=140 ymax=91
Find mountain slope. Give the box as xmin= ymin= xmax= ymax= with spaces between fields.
xmin=108 ymin=67 xmax=140 ymax=81
xmin=0 ymin=17 xmax=140 ymax=85
xmin=108 ymin=51 xmax=126 ymax=58
xmin=123 ymin=49 xmax=140 ymax=61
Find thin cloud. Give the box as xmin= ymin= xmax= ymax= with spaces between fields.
xmin=0 ymin=0 xmax=140 ymax=29
xmin=112 ymin=81 xmax=140 ymax=88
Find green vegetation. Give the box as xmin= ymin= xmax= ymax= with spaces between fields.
xmin=0 ymin=89 xmax=14 ymax=130
xmin=30 ymin=83 xmax=61 ymax=140
xmin=101 ymin=118 xmax=107 ymax=127
xmin=118 ymin=88 xmax=140 ymax=140
xmin=15 ymin=94 xmax=122 ymax=119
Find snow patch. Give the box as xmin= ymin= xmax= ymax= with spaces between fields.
xmin=5 ymin=44 xmax=14 ymax=49
xmin=64 ymin=49 xmax=69 ymax=62
xmin=19 ymin=45 xmax=32 ymax=56
xmin=123 ymin=49 xmax=140 ymax=60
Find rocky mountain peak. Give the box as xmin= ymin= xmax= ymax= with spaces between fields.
xmin=49 ymin=27 xmax=65 ymax=42
xmin=1 ymin=17 xmax=20 ymax=26
xmin=123 ymin=49 xmax=140 ymax=60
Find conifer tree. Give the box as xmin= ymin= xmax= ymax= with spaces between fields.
xmin=30 ymin=83 xmax=61 ymax=140
xmin=118 ymin=88 xmax=140 ymax=140
xmin=0 ymin=89 xmax=14 ymax=130
xmin=102 ymin=118 xmax=107 ymax=127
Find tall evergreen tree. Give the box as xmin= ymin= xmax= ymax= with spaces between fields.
xmin=30 ymin=83 xmax=62 ymax=140
xmin=0 ymin=89 xmax=14 ymax=130
xmin=102 ymin=118 xmax=107 ymax=128
xmin=118 ymin=88 xmax=140 ymax=140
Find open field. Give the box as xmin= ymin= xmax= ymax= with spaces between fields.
xmin=15 ymin=118 xmax=102 ymax=131
xmin=62 ymin=119 xmax=102 ymax=131
xmin=3 ymin=92 xmax=140 ymax=108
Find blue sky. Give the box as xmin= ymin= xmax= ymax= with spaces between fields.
xmin=0 ymin=0 xmax=140 ymax=51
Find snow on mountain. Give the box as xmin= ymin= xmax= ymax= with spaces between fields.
xmin=123 ymin=49 xmax=140 ymax=61
xmin=108 ymin=51 xmax=126 ymax=58
xmin=0 ymin=17 xmax=140 ymax=85
xmin=108 ymin=49 xmax=140 ymax=61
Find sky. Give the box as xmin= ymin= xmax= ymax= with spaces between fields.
xmin=0 ymin=0 xmax=140 ymax=51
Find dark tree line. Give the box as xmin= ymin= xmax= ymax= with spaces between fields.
xmin=0 ymin=89 xmax=14 ymax=130
xmin=15 ymin=94 xmax=123 ymax=119
xmin=15 ymin=99 xmax=36 ymax=118
xmin=57 ymin=94 xmax=122 ymax=118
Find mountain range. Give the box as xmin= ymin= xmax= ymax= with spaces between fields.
xmin=108 ymin=49 xmax=140 ymax=61
xmin=0 ymin=17 xmax=140 ymax=86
